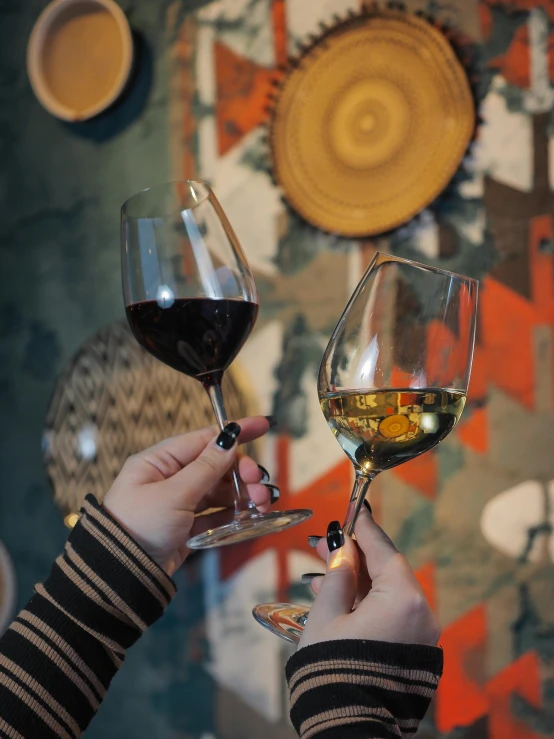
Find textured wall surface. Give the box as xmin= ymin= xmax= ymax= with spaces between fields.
xmin=2 ymin=0 xmax=554 ymax=737
xmin=0 ymin=0 xmax=190 ymax=735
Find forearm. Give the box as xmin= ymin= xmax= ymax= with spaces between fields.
xmin=286 ymin=640 xmax=443 ymax=739
xmin=0 ymin=496 xmax=176 ymax=738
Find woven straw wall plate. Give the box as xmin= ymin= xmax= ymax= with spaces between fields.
xmin=269 ymin=8 xmax=475 ymax=237
xmin=42 ymin=321 xmax=257 ymax=520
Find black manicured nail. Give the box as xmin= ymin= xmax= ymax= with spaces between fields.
xmin=257 ymin=464 xmax=270 ymax=482
xmin=363 ymin=499 xmax=372 ymax=514
xmin=265 ymin=484 xmax=280 ymax=503
xmin=327 ymin=520 xmax=344 ymax=552
xmin=308 ymin=535 xmax=323 ymax=548
xmin=301 ymin=572 xmax=324 ymax=584
xmin=264 ymin=415 xmax=278 ymax=429
xmin=216 ymin=422 xmax=241 ymax=450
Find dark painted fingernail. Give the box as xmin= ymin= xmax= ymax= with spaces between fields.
xmin=327 ymin=520 xmax=344 ymax=552
xmin=363 ymin=499 xmax=372 ymax=514
xmin=301 ymin=572 xmax=324 ymax=584
xmin=257 ymin=464 xmax=270 ymax=482
xmin=308 ymin=535 xmax=323 ymax=548
xmin=216 ymin=422 xmax=241 ymax=450
xmin=264 ymin=415 xmax=278 ymax=429
xmin=265 ymin=484 xmax=280 ymax=503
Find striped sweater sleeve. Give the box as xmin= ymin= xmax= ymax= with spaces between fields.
xmin=0 ymin=495 xmax=176 ymax=739
xmin=286 ymin=639 xmax=443 ymax=738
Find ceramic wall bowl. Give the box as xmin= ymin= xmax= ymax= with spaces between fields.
xmin=27 ymin=0 xmax=133 ymax=121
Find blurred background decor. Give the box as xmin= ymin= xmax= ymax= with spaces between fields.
xmin=268 ymin=5 xmax=476 ymax=236
xmin=42 ymin=321 xmax=256 ymax=523
xmin=2 ymin=0 xmax=554 ymax=736
xmin=27 ymin=0 xmax=134 ymax=122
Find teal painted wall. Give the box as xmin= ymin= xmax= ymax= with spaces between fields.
xmin=0 ymin=2 xmax=219 ymax=735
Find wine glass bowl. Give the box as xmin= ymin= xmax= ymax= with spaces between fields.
xmin=122 ymin=181 xmax=258 ymax=419
xmin=121 ymin=181 xmax=312 ymax=549
xmin=318 ymin=253 xmax=476 ymax=403
xmin=318 ymin=253 xmax=477 ymax=533
xmin=253 ymin=252 xmax=478 ymax=640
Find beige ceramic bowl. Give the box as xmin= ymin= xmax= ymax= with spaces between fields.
xmin=27 ymin=0 xmax=133 ymax=122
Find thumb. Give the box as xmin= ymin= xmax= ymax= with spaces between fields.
xmin=165 ymin=422 xmax=241 ymax=505
xmin=302 ymin=522 xmax=359 ymax=638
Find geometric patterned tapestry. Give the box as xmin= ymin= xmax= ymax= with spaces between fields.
xmin=158 ymin=0 xmax=554 ymax=736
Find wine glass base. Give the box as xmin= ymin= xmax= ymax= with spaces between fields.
xmin=252 ymin=602 xmax=310 ymax=644
xmin=186 ymin=509 xmax=313 ymax=550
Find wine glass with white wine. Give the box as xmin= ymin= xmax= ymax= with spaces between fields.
xmin=252 ymin=252 xmax=478 ymax=642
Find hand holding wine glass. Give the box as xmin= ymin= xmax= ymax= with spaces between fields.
xmin=253 ymin=252 xmax=478 ymax=642
xmin=121 ymin=181 xmax=312 ymax=549
xmin=103 ymin=417 xmax=272 ymax=575
xmin=299 ymin=506 xmax=440 ymax=649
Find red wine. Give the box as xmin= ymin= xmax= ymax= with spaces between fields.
xmin=126 ymin=298 xmax=258 ymax=386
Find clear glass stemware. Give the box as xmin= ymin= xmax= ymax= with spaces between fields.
xmin=121 ymin=181 xmax=312 ymax=549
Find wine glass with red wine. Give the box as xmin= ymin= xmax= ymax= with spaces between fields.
xmin=252 ymin=252 xmax=478 ymax=641
xmin=121 ymin=181 xmax=312 ymax=549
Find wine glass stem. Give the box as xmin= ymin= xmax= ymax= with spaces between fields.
xmin=205 ymin=381 xmax=257 ymax=517
xmin=343 ymin=471 xmax=376 ymax=536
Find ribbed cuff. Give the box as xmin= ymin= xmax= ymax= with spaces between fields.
xmin=82 ymin=494 xmax=177 ymax=602
xmin=286 ymin=640 xmax=443 ymax=738
xmin=40 ymin=494 xmax=178 ymax=653
xmin=286 ymin=639 xmax=443 ymax=682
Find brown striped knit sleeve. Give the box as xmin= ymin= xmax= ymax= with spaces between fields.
xmin=286 ymin=639 xmax=443 ymax=739
xmin=0 ymin=495 xmax=176 ymax=739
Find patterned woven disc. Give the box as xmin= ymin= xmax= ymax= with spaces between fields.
xmin=270 ymin=9 xmax=475 ymax=237
xmin=43 ymin=321 xmax=257 ymax=518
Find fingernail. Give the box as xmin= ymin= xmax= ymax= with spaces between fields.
xmin=264 ymin=415 xmax=278 ymax=429
xmin=363 ymin=499 xmax=372 ymax=514
xmin=327 ymin=520 xmax=344 ymax=552
xmin=308 ymin=535 xmax=323 ymax=548
xmin=216 ymin=422 xmax=241 ymax=450
xmin=265 ymin=484 xmax=280 ymax=504
xmin=257 ymin=464 xmax=270 ymax=482
xmin=301 ymin=572 xmax=324 ymax=584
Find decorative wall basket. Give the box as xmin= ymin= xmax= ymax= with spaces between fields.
xmin=269 ymin=5 xmax=475 ymax=237
xmin=43 ymin=321 xmax=257 ymax=522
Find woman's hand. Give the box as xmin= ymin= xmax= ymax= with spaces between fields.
xmin=102 ymin=417 xmax=272 ymax=576
xmin=299 ymin=505 xmax=440 ymax=649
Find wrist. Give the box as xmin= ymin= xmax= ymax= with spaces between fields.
xmin=87 ymin=495 xmax=178 ymax=583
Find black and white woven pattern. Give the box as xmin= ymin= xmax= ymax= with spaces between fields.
xmin=43 ymin=321 xmax=254 ymax=516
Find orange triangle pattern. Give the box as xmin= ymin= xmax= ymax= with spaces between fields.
xmin=434 ymin=583 xmax=542 ymax=737
xmin=436 ymin=213 xmax=554 ymax=460
xmin=488 ymin=24 xmax=531 ymax=88
xmin=415 ymin=562 xmax=436 ymax=611
xmin=436 ymin=605 xmax=489 ymax=732
xmin=392 ymin=452 xmax=438 ymax=500
xmin=486 ymin=651 xmax=543 ymax=739
xmin=214 ymin=42 xmax=275 ymax=156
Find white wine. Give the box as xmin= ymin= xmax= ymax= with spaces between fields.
xmin=320 ymin=388 xmax=466 ymax=474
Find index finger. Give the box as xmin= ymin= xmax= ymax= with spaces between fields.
xmin=137 ymin=416 xmax=269 ymax=468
